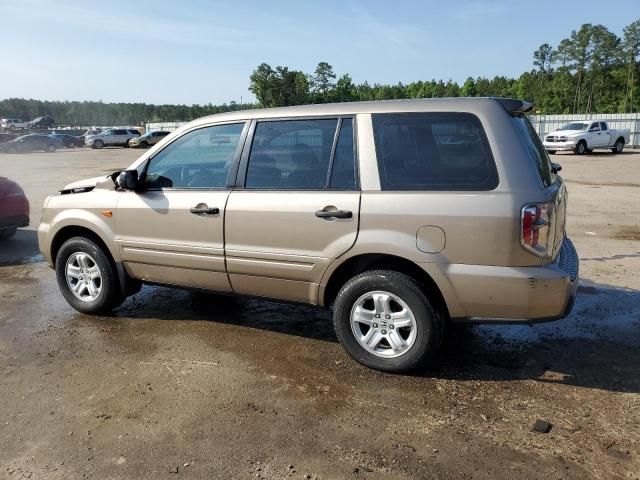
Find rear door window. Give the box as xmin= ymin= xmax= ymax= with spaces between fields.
xmin=329 ymin=118 xmax=357 ymax=189
xmin=372 ymin=112 xmax=498 ymax=190
xmin=245 ymin=118 xmax=357 ymax=190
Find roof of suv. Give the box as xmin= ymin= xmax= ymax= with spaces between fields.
xmin=192 ymin=97 xmax=530 ymax=126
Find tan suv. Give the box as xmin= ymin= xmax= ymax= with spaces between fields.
xmin=38 ymin=98 xmax=579 ymax=372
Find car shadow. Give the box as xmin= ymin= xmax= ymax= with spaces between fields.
xmin=0 ymin=229 xmax=43 ymax=267
xmin=112 ymin=279 xmax=640 ymax=394
xmin=552 ymin=150 xmax=635 ymax=158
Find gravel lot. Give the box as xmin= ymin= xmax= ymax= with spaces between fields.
xmin=1 ymin=147 xmax=639 ymax=479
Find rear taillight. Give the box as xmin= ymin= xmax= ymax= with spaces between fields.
xmin=521 ymin=203 xmax=553 ymax=256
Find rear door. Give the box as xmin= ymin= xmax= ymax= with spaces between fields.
xmin=225 ymin=117 xmax=360 ymax=304
xmin=113 ymin=129 xmax=128 ymax=145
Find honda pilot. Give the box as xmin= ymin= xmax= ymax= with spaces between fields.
xmin=38 ymin=98 xmax=579 ymax=372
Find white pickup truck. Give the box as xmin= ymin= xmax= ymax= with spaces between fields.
xmin=543 ymin=120 xmax=630 ymax=155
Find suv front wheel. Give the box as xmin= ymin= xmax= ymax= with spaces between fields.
xmin=55 ymin=237 xmax=123 ymax=314
xmin=333 ymin=270 xmax=441 ymax=373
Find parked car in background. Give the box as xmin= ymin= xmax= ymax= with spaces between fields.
xmin=28 ymin=116 xmax=55 ymax=129
xmin=543 ymin=121 xmax=630 ymax=155
xmin=49 ymin=133 xmax=85 ymax=148
xmin=1 ymin=119 xmax=27 ymax=131
xmin=85 ymin=128 xmax=140 ymax=149
xmin=0 ymin=133 xmax=18 ymax=144
xmin=0 ymin=177 xmax=29 ymax=240
xmin=128 ymin=130 xmax=170 ymax=148
xmin=38 ymin=97 xmax=578 ymax=373
xmin=0 ymin=134 xmax=60 ymax=153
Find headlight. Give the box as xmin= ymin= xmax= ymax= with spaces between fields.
xmin=565 ymin=137 xmax=576 ymax=144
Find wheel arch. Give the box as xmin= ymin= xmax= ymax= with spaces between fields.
xmin=51 ymin=225 xmax=115 ymax=268
xmin=321 ymin=253 xmax=450 ymax=320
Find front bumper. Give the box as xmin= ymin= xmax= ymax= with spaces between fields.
xmin=543 ymin=141 xmax=576 ymax=151
xmin=443 ymin=237 xmax=579 ymax=323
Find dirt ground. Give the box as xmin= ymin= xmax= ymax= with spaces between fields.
xmin=0 ymin=146 xmax=639 ymax=480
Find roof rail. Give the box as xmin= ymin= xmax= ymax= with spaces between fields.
xmin=493 ymin=97 xmax=533 ymax=116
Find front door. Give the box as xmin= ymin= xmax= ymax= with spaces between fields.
xmin=588 ymin=122 xmax=604 ymax=147
xmin=225 ymin=117 xmax=360 ymax=304
xmin=115 ymin=122 xmax=247 ymax=291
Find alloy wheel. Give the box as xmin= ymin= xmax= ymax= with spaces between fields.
xmin=65 ymin=252 xmax=103 ymax=302
xmin=350 ymin=290 xmax=417 ymax=358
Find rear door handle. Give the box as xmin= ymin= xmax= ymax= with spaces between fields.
xmin=315 ymin=209 xmax=352 ymax=219
xmin=190 ymin=206 xmax=219 ymax=215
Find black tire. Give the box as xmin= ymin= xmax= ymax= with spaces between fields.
xmin=140 ymin=140 xmax=149 ymax=148
xmin=55 ymin=236 xmax=123 ymax=314
xmin=0 ymin=227 xmax=17 ymax=240
xmin=574 ymin=141 xmax=587 ymax=155
xmin=46 ymin=144 xmax=56 ymax=153
xmin=94 ymin=140 xmax=104 ymax=149
xmin=333 ymin=270 xmax=442 ymax=373
xmin=612 ymin=138 xmax=624 ymax=154
xmin=547 ymin=150 xmax=556 ymax=155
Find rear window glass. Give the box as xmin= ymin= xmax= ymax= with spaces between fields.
xmin=511 ymin=116 xmax=554 ymax=187
xmin=245 ymin=118 xmax=338 ymax=189
xmin=372 ymin=112 xmax=498 ymax=191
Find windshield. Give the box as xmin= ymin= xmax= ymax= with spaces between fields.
xmin=560 ymin=122 xmax=589 ymax=131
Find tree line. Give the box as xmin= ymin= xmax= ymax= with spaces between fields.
xmin=250 ymin=20 xmax=640 ymax=114
xmin=0 ymin=98 xmax=254 ymax=127
xmin=1 ymin=19 xmax=639 ymax=125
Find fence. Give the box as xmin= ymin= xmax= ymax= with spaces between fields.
xmin=149 ymin=113 xmax=640 ymax=148
xmin=529 ymin=113 xmax=640 ymax=147
xmin=145 ymin=122 xmax=187 ymax=133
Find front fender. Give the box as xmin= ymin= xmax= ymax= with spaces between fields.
xmin=40 ymin=208 xmax=119 ymax=266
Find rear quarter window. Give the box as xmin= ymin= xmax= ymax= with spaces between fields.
xmin=511 ymin=116 xmax=554 ymax=187
xmin=372 ymin=112 xmax=498 ymax=191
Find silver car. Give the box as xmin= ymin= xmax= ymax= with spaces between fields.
xmin=85 ymin=128 xmax=140 ymax=149
xmin=38 ymin=98 xmax=579 ymax=372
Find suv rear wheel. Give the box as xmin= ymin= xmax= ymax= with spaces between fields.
xmin=55 ymin=237 xmax=123 ymax=314
xmin=333 ymin=270 xmax=441 ymax=373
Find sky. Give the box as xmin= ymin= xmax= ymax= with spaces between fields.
xmin=0 ymin=0 xmax=637 ymax=105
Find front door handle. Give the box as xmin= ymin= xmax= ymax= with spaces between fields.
xmin=190 ymin=205 xmax=219 ymax=215
xmin=315 ymin=209 xmax=352 ymax=219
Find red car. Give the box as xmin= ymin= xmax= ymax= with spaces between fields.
xmin=0 ymin=177 xmax=29 ymax=240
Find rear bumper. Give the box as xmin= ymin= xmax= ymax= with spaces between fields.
xmin=0 ymin=214 xmax=29 ymax=230
xmin=441 ymin=238 xmax=579 ymax=323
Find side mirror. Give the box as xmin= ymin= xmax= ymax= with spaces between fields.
xmin=551 ymin=162 xmax=562 ymax=173
xmin=116 ymin=170 xmax=139 ymax=190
